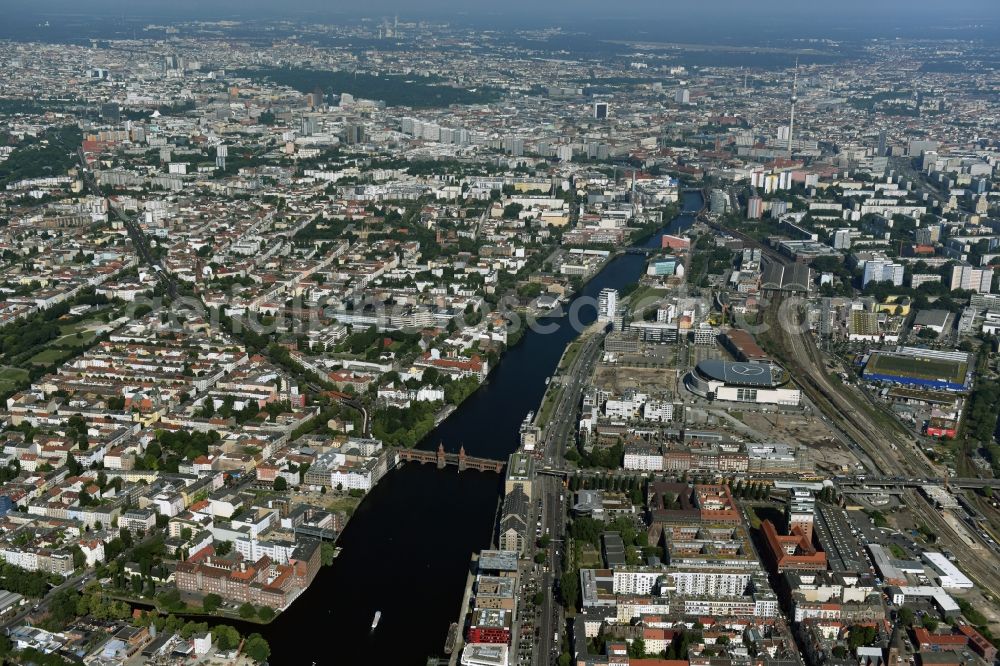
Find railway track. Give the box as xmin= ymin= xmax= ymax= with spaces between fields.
xmin=706 ymin=216 xmax=927 ymax=476
xmin=761 ymin=295 xmax=935 ymax=478
xmin=705 ymin=217 xmax=940 ymax=479
xmin=906 ymin=489 xmax=1000 ymax=596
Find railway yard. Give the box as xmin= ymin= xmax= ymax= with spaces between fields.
xmin=734 ymin=228 xmax=1000 ymax=603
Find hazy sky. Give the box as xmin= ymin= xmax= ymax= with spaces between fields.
xmin=4 ymin=0 xmax=999 ymax=41
xmin=10 ymin=0 xmax=1000 ymax=19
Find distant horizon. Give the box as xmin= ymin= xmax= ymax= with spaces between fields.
xmin=4 ymin=0 xmax=1000 ymax=35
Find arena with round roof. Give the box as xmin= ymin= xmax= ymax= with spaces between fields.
xmin=684 ymin=360 xmax=800 ymax=405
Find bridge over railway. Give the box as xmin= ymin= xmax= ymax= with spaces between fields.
xmin=531 ymin=466 xmax=1000 ymax=491
xmin=395 ymin=444 xmax=505 ymax=473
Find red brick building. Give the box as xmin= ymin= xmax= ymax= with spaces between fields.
xmin=761 ymin=520 xmax=827 ymax=572
xmin=175 ymin=540 xmax=321 ymax=609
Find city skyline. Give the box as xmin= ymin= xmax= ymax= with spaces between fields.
xmin=0 ymin=5 xmax=997 ymax=666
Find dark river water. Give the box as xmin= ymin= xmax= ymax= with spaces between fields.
xmin=197 ymin=191 xmax=703 ymax=664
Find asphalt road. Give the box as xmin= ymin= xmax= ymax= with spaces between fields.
xmin=533 ymin=330 xmax=605 ymax=665
xmin=0 ymin=571 xmax=89 ymax=631
xmin=543 ymin=332 xmax=604 ymax=466
xmin=77 ymin=147 xmax=177 ymax=298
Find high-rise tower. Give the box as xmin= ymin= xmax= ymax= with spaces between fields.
xmin=787 ymin=58 xmax=799 ymax=154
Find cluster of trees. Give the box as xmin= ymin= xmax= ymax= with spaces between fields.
xmin=100 ymin=530 xmax=131 ymax=563
xmin=817 ymin=486 xmax=841 ymax=504
xmin=967 ymin=380 xmax=1000 ymax=442
xmin=98 ymin=532 xmax=168 ymax=596
xmin=199 ymin=396 xmax=291 ymax=424
xmin=628 ymin=638 xmax=648 ymax=658
xmin=75 ymin=582 xmax=132 ymax=623
xmin=896 ymin=607 xmax=940 ymax=631
xmin=665 ymin=630 xmax=703 ymax=659
xmin=64 ymin=414 xmax=90 ymax=451
xmin=372 ymin=373 xmax=480 ymax=446
xmin=687 ymin=243 xmax=734 ymax=286
xmin=0 ymin=98 xmax=85 ymax=115
xmin=503 ymin=202 xmax=524 ymax=219
xmin=320 ymin=542 xmax=337 ymax=567
xmin=243 ymin=633 xmax=272 ymax=661
xmin=133 ymin=610 xmax=270 ymax=661
xmin=262 ymin=343 xmax=334 ymax=393
xmin=559 ymin=568 xmax=578 ymax=610
xmin=490 ymin=242 xmax=549 ymax=305
xmin=41 ymin=583 xmax=129 ymax=631
xmin=963 ymin=344 xmax=1000 ymax=475
xmin=3 ymin=645 xmax=73 ymax=666
xmin=0 ymin=458 xmax=19 ymax=483
xmin=0 ymin=289 xmax=109 ymax=387
xmin=144 ymin=429 xmax=222 ymax=471
xmin=372 ymin=400 xmax=438 ymax=447
xmin=210 ymin=148 xmax=270 ymax=178
xmin=201 ymin=593 xmax=223 ymax=613
xmin=517 ymin=281 xmax=543 ymax=299
xmin=916 ymin=523 xmax=939 ymax=544
xmin=443 ymin=376 xmax=481 ymax=405
xmin=810 ymin=255 xmax=856 ymax=284
xmin=0 ymin=125 xmax=83 ymax=187
xmin=0 ymin=562 xmax=63 ymax=598
xmin=629 ymin=203 xmax=681 ymax=246
xmin=339 ymin=322 xmax=477 ymax=362
xmin=374 ymin=158 xmax=502 ymax=179
xmin=157 ymin=587 xmax=186 ymax=612
xmin=206 ymin=273 xmax=258 ymax=289
xmin=339 ymin=325 xmax=382 ymax=356
xmin=124 ymin=572 xmax=159 ymax=598
xmin=0 ymin=319 xmax=64 ymax=360
xmin=569 ymin=516 xmax=647 ymax=552
xmin=215 ymin=311 xmax=270 ymax=354
xmin=847 ymin=624 xmax=878 ymax=650
xmin=626 ymin=628 xmax=703 ymax=660
xmin=861 ymin=281 xmax=974 ymax=313
xmin=568 ymin=473 xmax=644 ymax=506
xmin=566 ymin=442 xmax=624 ymax=469
xmin=236 ymin=601 xmax=275 ymax=622
xmin=290 ymin=404 xmax=355 ymax=444
xmin=105 ymin=395 xmax=127 ymax=410
xmin=732 ymin=480 xmax=772 ymax=501
xmin=237 ymin=67 xmax=501 ymax=108
xmin=867 ymin=510 xmax=889 ymax=528
xmin=957 ymin=598 xmax=989 ymax=627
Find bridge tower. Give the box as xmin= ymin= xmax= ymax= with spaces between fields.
xmin=437 ymin=443 xmax=447 ymax=469
xmin=458 ymin=445 xmax=467 ymax=472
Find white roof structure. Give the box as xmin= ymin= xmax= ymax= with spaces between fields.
xmin=923 ymin=552 xmax=974 ymax=590
xmin=461 ymin=643 xmax=509 ymax=666
xmin=897 ymin=586 xmax=961 ymax=614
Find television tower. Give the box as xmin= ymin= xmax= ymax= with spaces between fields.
xmin=787 ymin=58 xmax=799 ymax=154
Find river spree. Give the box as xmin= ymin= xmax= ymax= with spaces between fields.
xmin=208 ymin=191 xmax=703 ymax=664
